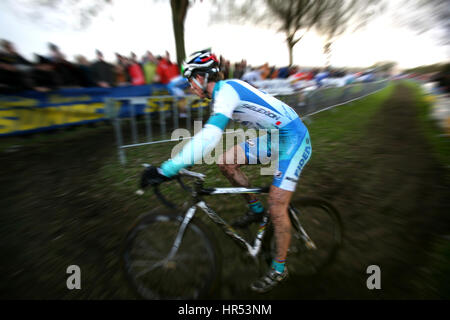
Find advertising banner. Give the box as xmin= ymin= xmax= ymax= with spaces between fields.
xmin=0 ymin=84 xmax=206 ymax=136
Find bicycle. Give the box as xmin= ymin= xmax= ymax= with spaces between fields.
xmin=123 ymin=165 xmax=343 ymax=299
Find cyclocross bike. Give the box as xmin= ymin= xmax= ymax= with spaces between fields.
xmin=123 ymin=165 xmax=343 ymax=299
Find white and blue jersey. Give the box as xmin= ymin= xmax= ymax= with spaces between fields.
xmin=161 ymin=79 xmax=311 ymax=191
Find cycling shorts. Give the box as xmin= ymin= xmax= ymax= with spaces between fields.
xmin=239 ymin=118 xmax=312 ymax=191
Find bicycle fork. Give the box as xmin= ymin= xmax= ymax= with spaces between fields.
xmin=133 ymin=207 xmax=197 ymax=278
xmin=166 ymin=205 xmax=197 ymax=261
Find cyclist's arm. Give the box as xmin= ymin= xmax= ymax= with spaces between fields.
xmin=161 ymin=82 xmax=239 ymax=177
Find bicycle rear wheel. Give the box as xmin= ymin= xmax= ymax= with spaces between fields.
xmin=265 ymin=197 xmax=343 ymax=276
xmin=123 ymin=210 xmax=220 ymax=299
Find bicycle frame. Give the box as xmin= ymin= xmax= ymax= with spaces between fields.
xmin=168 ymin=187 xmax=270 ymax=260
xmin=154 ymin=168 xmax=312 ymax=263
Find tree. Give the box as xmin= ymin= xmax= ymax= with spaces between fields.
xmin=212 ymin=0 xmax=330 ymax=66
xmin=267 ymin=0 xmax=329 ymax=66
xmin=7 ymin=0 xmax=113 ymax=30
xmin=315 ymin=0 xmax=384 ymax=67
xmin=371 ymin=61 xmax=397 ymax=73
xmin=170 ymin=0 xmax=189 ymax=69
xmin=400 ymin=0 xmax=450 ymax=45
xmin=422 ymin=0 xmax=450 ymax=44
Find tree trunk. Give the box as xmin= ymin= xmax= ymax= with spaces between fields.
xmin=287 ymin=40 xmax=294 ymax=66
xmin=170 ymin=0 xmax=189 ymax=70
xmin=324 ymin=41 xmax=332 ymax=68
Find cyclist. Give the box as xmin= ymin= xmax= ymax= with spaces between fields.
xmin=142 ymin=49 xmax=312 ymax=293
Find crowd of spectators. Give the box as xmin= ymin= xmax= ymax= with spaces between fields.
xmin=0 ymin=39 xmax=353 ymax=95
xmin=0 ymin=40 xmax=182 ymax=94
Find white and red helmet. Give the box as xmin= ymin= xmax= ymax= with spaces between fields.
xmin=183 ymin=49 xmax=220 ymax=79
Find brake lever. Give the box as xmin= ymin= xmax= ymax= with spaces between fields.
xmin=136 ymin=163 xmax=151 ymax=195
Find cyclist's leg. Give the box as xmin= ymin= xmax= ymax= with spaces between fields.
xmin=268 ymin=185 xmax=293 ymax=263
xmin=270 ymin=130 xmax=312 ymax=262
xmin=219 ymin=134 xmax=270 ymax=200
xmin=251 ymin=129 xmax=312 ymax=292
xmin=217 ymin=144 xmax=257 ymax=203
xmin=251 ymin=187 xmax=292 ymax=293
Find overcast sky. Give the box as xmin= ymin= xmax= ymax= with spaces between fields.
xmin=0 ymin=0 xmax=448 ymax=70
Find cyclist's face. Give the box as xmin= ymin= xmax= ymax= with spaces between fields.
xmin=189 ymin=75 xmax=206 ymax=98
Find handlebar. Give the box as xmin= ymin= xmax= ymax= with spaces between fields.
xmin=136 ymin=165 xmax=205 ymax=209
xmin=179 ymin=168 xmax=206 ymax=180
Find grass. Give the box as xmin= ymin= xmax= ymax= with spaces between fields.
xmin=0 ymin=122 xmax=111 ymax=153
xmin=402 ymin=80 xmax=450 ymax=169
xmin=94 ymin=82 xmax=396 ymax=214
xmin=400 ymin=80 xmax=450 ymax=299
xmin=3 ymin=80 xmax=448 ymax=299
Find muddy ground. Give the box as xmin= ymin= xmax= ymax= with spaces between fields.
xmin=0 ymin=83 xmax=449 ymax=299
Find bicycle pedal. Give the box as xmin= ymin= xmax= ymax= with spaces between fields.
xmin=164 ymin=261 xmax=177 ymax=269
xmin=305 ymin=241 xmax=317 ymax=250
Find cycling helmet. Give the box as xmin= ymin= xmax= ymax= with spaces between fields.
xmin=183 ymin=49 xmax=219 ymax=79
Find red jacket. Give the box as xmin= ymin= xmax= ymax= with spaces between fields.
xmin=128 ymin=63 xmax=145 ymax=85
xmin=156 ymin=58 xmax=179 ymax=84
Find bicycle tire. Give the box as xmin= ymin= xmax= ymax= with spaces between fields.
xmin=263 ymin=197 xmax=343 ymax=276
xmin=123 ymin=210 xmax=221 ymax=299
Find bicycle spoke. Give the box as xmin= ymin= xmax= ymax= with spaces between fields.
xmin=276 ymin=199 xmax=342 ymax=276
xmin=124 ymin=212 xmax=218 ymax=299
xmin=130 ymin=259 xmax=160 ymax=268
xmin=134 ymin=260 xmax=167 ymax=279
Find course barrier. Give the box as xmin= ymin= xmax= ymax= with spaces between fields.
xmin=110 ymin=80 xmax=390 ymax=165
xmin=0 ymin=83 xmax=184 ymax=136
xmin=104 ymin=94 xmax=209 ymax=164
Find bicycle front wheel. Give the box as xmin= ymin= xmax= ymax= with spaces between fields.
xmin=123 ymin=211 xmax=220 ymax=299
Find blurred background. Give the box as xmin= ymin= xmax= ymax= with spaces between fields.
xmin=0 ymin=0 xmax=449 ymax=299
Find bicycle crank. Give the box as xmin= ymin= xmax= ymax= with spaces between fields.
xmin=164 ymin=260 xmax=177 ymax=270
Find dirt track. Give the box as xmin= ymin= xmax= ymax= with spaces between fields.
xmin=0 ymin=83 xmax=449 ymax=299
xmin=268 ymin=83 xmax=450 ymax=299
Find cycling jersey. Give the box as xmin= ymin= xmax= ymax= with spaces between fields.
xmin=213 ymin=79 xmax=301 ymax=130
xmin=161 ymin=79 xmax=311 ymax=191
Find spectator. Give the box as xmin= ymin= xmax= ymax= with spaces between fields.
xmin=432 ymin=63 xmax=450 ymax=94
xmin=0 ymin=39 xmax=33 ymax=93
xmin=142 ymin=50 xmax=158 ymax=84
xmin=227 ymin=60 xmax=234 ymax=79
xmin=277 ymin=66 xmax=290 ymax=79
xmin=288 ymin=65 xmax=299 ymax=77
xmin=157 ymin=51 xmax=189 ymax=117
xmin=128 ymin=52 xmax=145 ymax=85
xmin=75 ymin=55 xmax=95 ymax=87
xmin=260 ymin=63 xmax=271 ymax=80
xmin=48 ymin=42 xmax=65 ymax=62
xmin=233 ymin=62 xmax=243 ymax=79
xmin=242 ymin=67 xmax=262 ymax=84
xmin=314 ymin=69 xmax=330 ymax=87
xmin=269 ymin=66 xmax=278 ymax=79
xmin=233 ymin=59 xmax=247 ymax=79
xmin=156 ymin=51 xmax=179 ymax=85
xmin=47 ymin=42 xmax=79 ymax=87
xmin=91 ymin=49 xmax=115 ymax=87
xmin=31 ymin=54 xmax=62 ymax=92
xmin=115 ymin=53 xmax=130 ymax=84
xmin=220 ymin=56 xmax=230 ymax=79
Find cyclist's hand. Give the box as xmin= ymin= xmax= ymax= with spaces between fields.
xmin=140 ymin=166 xmax=172 ymax=189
